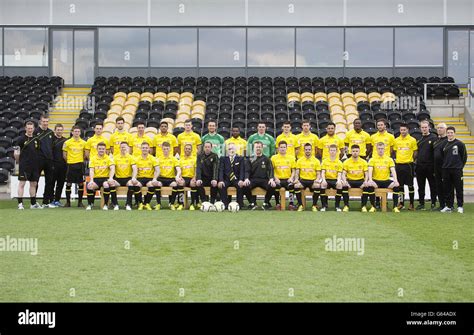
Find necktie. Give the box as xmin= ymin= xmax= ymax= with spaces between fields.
xmin=230 ymin=156 xmax=236 ymax=181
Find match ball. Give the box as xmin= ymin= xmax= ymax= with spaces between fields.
xmin=208 ymin=204 xmax=217 ymax=212
xmin=228 ymin=202 xmax=240 ymax=212
xmin=200 ymin=201 xmax=212 ymax=212
xmin=214 ymin=201 xmax=225 ymax=212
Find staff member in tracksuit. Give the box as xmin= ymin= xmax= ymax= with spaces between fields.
xmin=34 ymin=114 xmax=55 ymax=207
xmin=51 ymin=123 xmax=68 ymax=207
xmin=440 ymin=127 xmax=467 ymax=213
xmin=196 ymin=141 xmax=219 ymax=204
xmin=433 ymin=123 xmax=448 ymax=211
xmin=415 ymin=120 xmax=439 ymax=210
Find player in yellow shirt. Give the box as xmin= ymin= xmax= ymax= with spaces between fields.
xmin=62 ymin=126 xmax=86 ymax=208
xmin=271 ymin=141 xmax=296 ymax=210
xmin=177 ymin=143 xmax=198 ymax=210
xmin=130 ymin=121 xmax=154 ymax=157
xmin=109 ymin=117 xmax=132 ymax=157
xmin=177 ymin=119 xmax=202 ymax=158
xmin=296 ymin=120 xmax=319 ymax=159
xmin=109 ymin=141 xmax=137 ymax=211
xmin=342 ymin=144 xmax=370 ymax=212
xmin=225 ymin=126 xmax=247 ymax=157
xmin=294 ymin=142 xmax=322 ymax=212
xmin=320 ymin=144 xmax=344 ymax=212
xmin=345 ymin=119 xmax=372 ymax=159
xmin=318 ymin=122 xmax=345 ymax=160
xmin=367 ymin=142 xmax=400 ymax=212
xmin=393 ymin=123 xmax=418 ymax=210
xmin=131 ymin=141 xmax=160 ymax=210
xmin=86 ymin=142 xmax=117 ymax=210
xmin=153 ymin=121 xmax=178 ymax=158
xmin=155 ymin=142 xmax=182 ymax=211
xmin=276 ymin=121 xmax=299 ymax=158
xmin=371 ymin=118 xmax=394 ymax=157
xmin=85 ymin=122 xmax=110 ymax=159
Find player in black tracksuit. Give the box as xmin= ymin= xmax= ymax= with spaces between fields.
xmin=196 ymin=142 xmax=219 ymax=204
xmin=243 ymin=141 xmax=274 ymax=210
xmin=440 ymin=127 xmax=467 ymax=212
xmin=433 ymin=128 xmax=448 ymax=210
xmin=51 ymin=124 xmax=68 ymax=206
xmin=415 ymin=121 xmax=439 ymax=210
xmin=34 ymin=115 xmax=55 ymax=206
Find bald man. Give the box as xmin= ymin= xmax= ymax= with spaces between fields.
xmin=433 ymin=123 xmax=448 ymax=210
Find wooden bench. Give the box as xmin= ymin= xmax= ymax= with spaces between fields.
xmin=99 ymin=186 xmax=175 ymax=207
xmin=100 ymin=186 xmax=391 ymax=211
xmin=298 ymin=188 xmax=392 ymax=212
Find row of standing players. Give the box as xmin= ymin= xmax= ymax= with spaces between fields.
xmin=15 ymin=115 xmax=467 ymax=212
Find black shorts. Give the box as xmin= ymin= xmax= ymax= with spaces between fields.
xmin=137 ymin=178 xmax=153 ymax=186
xmin=396 ymin=163 xmax=414 ymax=186
xmin=116 ymin=177 xmax=131 ymax=186
xmin=18 ymin=164 xmax=40 ymax=182
xmin=298 ymin=179 xmax=315 ymax=189
xmin=66 ymin=163 xmax=84 ymax=184
xmin=347 ymin=179 xmax=364 ymax=188
xmin=325 ymin=179 xmax=339 ymax=189
xmin=276 ymin=179 xmax=293 ymax=189
xmin=373 ymin=179 xmax=392 ymax=188
xmin=183 ymin=177 xmax=193 ymax=187
xmin=249 ymin=178 xmax=270 ymax=191
xmin=92 ymin=178 xmax=108 ymax=188
xmin=158 ymin=177 xmax=175 ymax=186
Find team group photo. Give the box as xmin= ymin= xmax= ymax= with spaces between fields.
xmin=1 ymin=1 xmax=473 ymax=328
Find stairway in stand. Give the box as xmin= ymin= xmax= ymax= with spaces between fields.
xmin=48 ymin=87 xmax=91 ymax=135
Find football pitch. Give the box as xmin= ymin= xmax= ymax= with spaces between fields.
xmin=0 ymin=200 xmax=472 ymax=302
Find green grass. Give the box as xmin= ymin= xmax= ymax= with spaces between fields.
xmin=0 ymin=200 xmax=473 ymax=302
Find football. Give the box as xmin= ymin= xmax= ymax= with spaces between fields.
xmin=228 ymin=202 xmax=240 ymax=212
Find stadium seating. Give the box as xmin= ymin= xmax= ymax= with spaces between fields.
xmin=79 ymin=76 xmax=457 ymax=141
xmin=0 ymin=76 xmax=64 ymax=179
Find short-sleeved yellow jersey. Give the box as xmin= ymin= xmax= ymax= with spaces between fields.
xmin=343 ymin=157 xmax=368 ymax=180
xmin=135 ymin=155 xmax=158 ymax=178
xmin=63 ymin=137 xmax=86 ymax=164
xmin=271 ymin=154 xmax=295 ymax=180
xmin=154 ymin=132 xmax=178 ymax=159
xmin=109 ymin=131 xmax=132 ymax=156
xmin=276 ymin=132 xmax=299 ymax=158
xmin=369 ymin=155 xmax=395 ymax=181
xmin=321 ymin=158 xmax=343 ymax=180
xmin=179 ymin=156 xmax=197 ymax=178
xmin=393 ymin=134 xmax=418 ymax=164
xmin=296 ymin=132 xmax=319 ymax=159
xmin=371 ymin=132 xmax=395 ymax=157
xmin=225 ymin=136 xmax=247 ymax=156
xmin=158 ymin=155 xmax=179 ymax=179
xmin=114 ymin=153 xmax=135 ymax=178
xmin=85 ymin=135 xmax=110 ymax=157
xmin=345 ymin=129 xmax=371 ymax=156
xmin=89 ymin=154 xmax=114 ymax=179
xmin=131 ymin=134 xmax=154 ymax=157
xmin=296 ymin=156 xmax=321 ymax=180
xmin=318 ymin=135 xmax=345 ymax=160
xmin=177 ymin=131 xmax=202 ymax=157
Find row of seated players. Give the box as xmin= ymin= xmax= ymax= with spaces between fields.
xmin=61 ymin=118 xmax=416 ymax=212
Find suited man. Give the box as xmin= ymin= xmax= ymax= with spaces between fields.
xmin=218 ymin=143 xmax=245 ymax=208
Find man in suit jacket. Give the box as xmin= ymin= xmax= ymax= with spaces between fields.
xmin=218 ymin=143 xmax=245 ymax=209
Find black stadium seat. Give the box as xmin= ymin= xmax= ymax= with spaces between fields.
xmin=0 ymin=168 xmax=9 ymax=184
xmin=0 ymin=157 xmax=15 ymax=171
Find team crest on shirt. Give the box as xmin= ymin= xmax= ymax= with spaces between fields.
xmin=262 ymin=162 xmax=266 ymax=168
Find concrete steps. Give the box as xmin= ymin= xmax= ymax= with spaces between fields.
xmin=49 ymin=87 xmax=91 ymax=134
